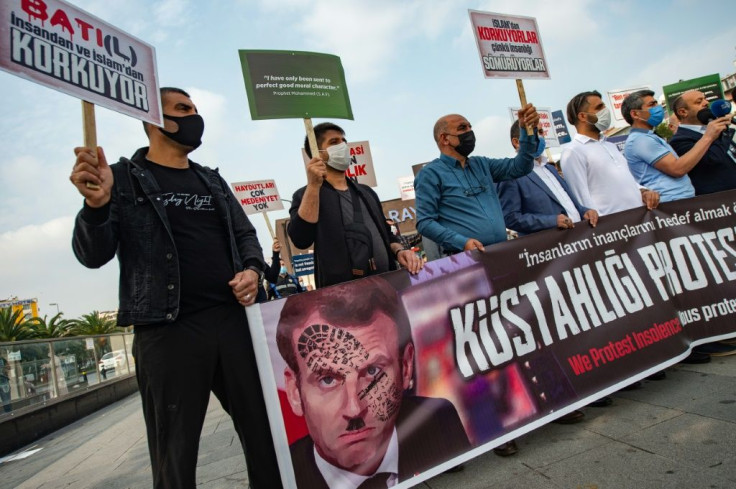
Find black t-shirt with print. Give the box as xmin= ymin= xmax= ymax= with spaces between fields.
xmin=146 ymin=160 xmax=234 ymax=315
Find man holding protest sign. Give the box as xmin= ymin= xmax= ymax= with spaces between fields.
xmin=276 ymin=275 xmax=471 ymax=488
xmin=560 ymin=90 xmax=660 ymax=215
xmin=622 ymin=89 xmax=729 ymax=202
xmin=70 ymin=87 xmax=281 ymax=488
xmin=288 ymin=123 xmax=423 ymax=288
xmin=670 ymin=90 xmax=736 ymax=195
xmin=414 ymin=106 xmax=539 ymax=255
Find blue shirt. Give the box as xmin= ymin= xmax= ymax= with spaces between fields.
xmin=624 ymin=128 xmax=694 ymax=202
xmin=415 ymin=131 xmax=537 ymax=252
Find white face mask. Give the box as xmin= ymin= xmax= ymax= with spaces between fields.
xmin=325 ymin=142 xmax=351 ymax=172
xmin=587 ymin=107 xmax=612 ymax=132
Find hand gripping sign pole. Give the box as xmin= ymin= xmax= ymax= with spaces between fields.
xmin=469 ymin=10 xmax=550 ymax=136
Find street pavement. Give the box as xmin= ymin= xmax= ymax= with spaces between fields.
xmin=1 ymin=354 xmax=734 ymax=489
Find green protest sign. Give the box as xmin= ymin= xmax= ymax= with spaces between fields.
xmin=239 ymin=50 xmax=353 ymax=120
xmin=662 ymin=73 xmax=723 ymax=114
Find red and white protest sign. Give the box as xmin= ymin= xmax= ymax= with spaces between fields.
xmin=607 ymin=86 xmax=651 ymax=126
xmin=301 ymin=140 xmax=377 ymax=187
xmin=398 ymin=176 xmax=415 ymax=201
xmin=0 ymin=0 xmax=161 ymax=125
xmin=469 ymin=10 xmax=549 ymax=80
xmin=231 ymin=180 xmax=284 ymax=215
xmin=509 ymin=106 xmax=558 ymax=147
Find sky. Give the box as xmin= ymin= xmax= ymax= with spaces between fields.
xmin=1 ymin=0 xmax=736 ymax=320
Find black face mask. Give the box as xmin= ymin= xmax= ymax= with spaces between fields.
xmin=696 ymin=108 xmax=714 ymax=125
xmin=451 ymin=130 xmax=476 ymax=157
xmin=159 ymin=113 xmax=204 ymax=149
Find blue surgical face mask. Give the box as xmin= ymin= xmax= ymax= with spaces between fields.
xmin=532 ymin=135 xmax=546 ymax=158
xmin=279 ymin=266 xmax=287 ymax=275
xmin=643 ymin=105 xmax=665 ymax=127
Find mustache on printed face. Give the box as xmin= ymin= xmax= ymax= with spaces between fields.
xmin=346 ymin=417 xmax=366 ymax=431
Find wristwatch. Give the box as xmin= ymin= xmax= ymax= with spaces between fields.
xmin=245 ymin=265 xmax=265 ymax=283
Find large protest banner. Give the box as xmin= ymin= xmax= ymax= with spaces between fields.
xmin=663 ymin=73 xmax=724 ymax=114
xmin=0 ymin=0 xmax=161 ymax=124
xmin=247 ymin=190 xmax=736 ymax=489
xmin=607 ymin=86 xmax=651 ymax=127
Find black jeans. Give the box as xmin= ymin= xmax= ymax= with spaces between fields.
xmin=133 ymin=302 xmax=282 ymax=489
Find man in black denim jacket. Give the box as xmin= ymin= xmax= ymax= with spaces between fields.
xmin=70 ymin=87 xmax=282 ymax=489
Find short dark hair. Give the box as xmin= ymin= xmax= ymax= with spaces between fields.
xmin=304 ymin=122 xmax=345 ymax=158
xmin=621 ymin=89 xmax=655 ymax=125
xmin=509 ymin=119 xmax=520 ymax=143
xmin=143 ymin=87 xmax=192 ymax=136
xmin=566 ymin=90 xmax=602 ymax=125
xmin=276 ymin=275 xmax=413 ymax=375
xmin=671 ymin=94 xmax=688 ymax=121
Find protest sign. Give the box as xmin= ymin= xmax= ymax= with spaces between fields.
xmin=301 ymin=140 xmax=376 ymax=187
xmin=663 ymin=73 xmax=724 ymax=114
xmin=291 ymin=254 xmax=314 ymax=277
xmin=468 ymin=10 xmax=549 ymax=80
xmin=398 ymin=176 xmax=415 ymax=201
xmin=0 ymin=0 xmax=161 ymax=125
xmin=248 ymin=190 xmax=736 ymax=489
xmin=231 ymin=180 xmax=283 ymax=215
xmin=551 ymin=109 xmax=571 ymax=144
xmin=382 ymin=197 xmax=417 ymax=235
xmin=239 ymin=50 xmax=352 ymax=121
xmin=607 ymin=86 xmax=651 ymax=126
xmin=510 ymin=106 xmax=558 ymax=147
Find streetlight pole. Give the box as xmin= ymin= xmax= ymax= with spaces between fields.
xmin=49 ymin=303 xmax=60 ymax=314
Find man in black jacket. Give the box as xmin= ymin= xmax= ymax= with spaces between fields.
xmin=670 ymin=90 xmax=736 ymax=195
xmin=288 ymin=123 xmax=422 ymax=288
xmin=69 ymin=87 xmax=281 ymax=489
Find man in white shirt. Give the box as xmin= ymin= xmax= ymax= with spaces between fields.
xmin=560 ymin=90 xmax=660 ymax=215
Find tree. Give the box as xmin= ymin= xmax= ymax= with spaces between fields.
xmin=0 ymin=308 xmax=36 ymax=342
xmin=28 ymin=313 xmax=73 ymax=339
xmin=69 ymin=311 xmax=120 ymax=336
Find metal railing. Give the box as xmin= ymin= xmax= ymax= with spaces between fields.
xmin=0 ymin=333 xmax=135 ymax=419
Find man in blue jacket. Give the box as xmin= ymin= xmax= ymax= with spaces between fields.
xmin=69 ymin=87 xmax=281 ymax=489
xmin=498 ymin=120 xmax=598 ymax=236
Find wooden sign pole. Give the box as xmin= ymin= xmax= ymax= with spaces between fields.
xmin=262 ymin=212 xmax=275 ymax=239
xmin=303 ymin=118 xmax=319 ymax=158
xmin=515 ymin=79 xmax=534 ymax=136
xmin=82 ymin=100 xmax=100 ymax=190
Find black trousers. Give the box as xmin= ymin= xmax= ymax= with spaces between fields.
xmin=133 ymin=302 xmax=283 ymax=489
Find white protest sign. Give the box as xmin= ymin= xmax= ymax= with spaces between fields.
xmin=607 ymin=86 xmax=651 ymax=126
xmin=398 ymin=176 xmax=415 ymax=201
xmin=469 ymin=10 xmax=549 ymax=80
xmin=301 ymin=140 xmax=377 ymax=187
xmin=231 ymin=180 xmax=284 ymax=215
xmin=0 ymin=0 xmax=162 ymax=125
xmin=509 ymin=106 xmax=558 ymax=147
